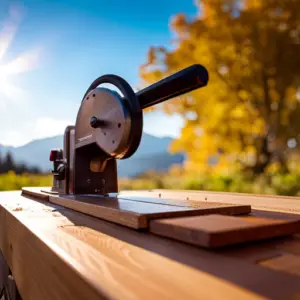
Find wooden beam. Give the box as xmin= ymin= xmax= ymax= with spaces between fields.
xmin=1 ymin=192 xmax=300 ymax=299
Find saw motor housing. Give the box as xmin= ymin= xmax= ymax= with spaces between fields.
xmin=49 ymin=65 xmax=209 ymax=196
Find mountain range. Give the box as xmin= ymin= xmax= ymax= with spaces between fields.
xmin=0 ymin=133 xmax=184 ymax=177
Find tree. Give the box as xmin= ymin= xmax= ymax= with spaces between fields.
xmin=2 ymin=152 xmax=15 ymax=173
xmin=0 ymin=152 xmax=3 ymax=173
xmin=0 ymin=151 xmax=42 ymax=174
xmin=140 ymin=0 xmax=300 ymax=174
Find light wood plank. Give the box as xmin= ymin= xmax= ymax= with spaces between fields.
xmin=0 ymin=207 xmax=107 ymax=300
xmin=0 ymin=192 xmax=277 ymax=300
xmin=9 ymin=189 xmax=300 ymax=299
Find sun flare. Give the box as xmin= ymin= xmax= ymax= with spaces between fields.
xmin=0 ymin=64 xmax=20 ymax=99
xmin=0 ymin=5 xmax=40 ymax=101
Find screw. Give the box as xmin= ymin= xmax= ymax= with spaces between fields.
xmin=90 ymin=116 xmax=102 ymax=128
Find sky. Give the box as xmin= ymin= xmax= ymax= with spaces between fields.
xmin=0 ymin=0 xmax=197 ymax=147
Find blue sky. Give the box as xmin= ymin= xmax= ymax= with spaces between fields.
xmin=0 ymin=0 xmax=197 ymax=146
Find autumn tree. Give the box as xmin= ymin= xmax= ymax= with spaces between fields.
xmin=140 ymin=0 xmax=300 ymax=174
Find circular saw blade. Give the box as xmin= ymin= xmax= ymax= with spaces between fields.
xmin=75 ymin=87 xmax=131 ymax=158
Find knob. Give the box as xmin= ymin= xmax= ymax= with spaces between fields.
xmin=49 ymin=149 xmax=63 ymax=161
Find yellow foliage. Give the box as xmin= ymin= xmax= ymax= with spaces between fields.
xmin=140 ymin=0 xmax=300 ymax=174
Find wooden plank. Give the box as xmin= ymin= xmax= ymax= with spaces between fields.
xmin=0 ymin=206 xmax=108 ymax=300
xmin=21 ymin=187 xmax=49 ymax=201
xmin=48 ymin=194 xmax=250 ymax=229
xmin=119 ymin=189 xmax=300 ymax=215
xmin=119 ymin=189 xmax=300 ymax=201
xmin=219 ymin=210 xmax=300 ymax=263
xmin=259 ymin=254 xmax=300 ymax=277
xmin=150 ymin=214 xmax=300 ymax=248
xmin=23 ymin=187 xmax=251 ymax=214
xmin=0 ymin=191 xmax=284 ymax=300
xmin=117 ymin=194 xmax=248 ymax=209
xmin=24 ymin=186 xmax=253 ymax=214
xmin=24 ymin=187 xmax=300 ymax=215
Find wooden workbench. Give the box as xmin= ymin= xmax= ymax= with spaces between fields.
xmin=1 ymin=188 xmax=300 ymax=300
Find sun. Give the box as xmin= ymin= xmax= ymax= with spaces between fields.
xmin=0 ymin=4 xmax=40 ymax=101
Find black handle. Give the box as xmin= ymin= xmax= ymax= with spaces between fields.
xmin=136 ymin=64 xmax=209 ymax=109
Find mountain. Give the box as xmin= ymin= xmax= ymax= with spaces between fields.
xmin=0 ymin=133 xmax=184 ymax=177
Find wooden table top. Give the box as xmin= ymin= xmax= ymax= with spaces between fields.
xmin=1 ymin=188 xmax=300 ymax=300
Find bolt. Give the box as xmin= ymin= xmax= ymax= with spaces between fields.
xmin=90 ymin=116 xmax=106 ymax=128
xmin=90 ymin=116 xmax=100 ymax=128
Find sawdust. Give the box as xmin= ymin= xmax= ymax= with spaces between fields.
xmin=13 ymin=207 xmax=23 ymax=212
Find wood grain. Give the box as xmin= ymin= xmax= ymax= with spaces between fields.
xmin=10 ymin=188 xmax=300 ymax=299
xmin=0 ymin=192 xmax=279 ymax=300
xmin=150 ymin=214 xmax=300 ymax=248
xmin=48 ymin=194 xmax=250 ymax=229
xmin=0 ymin=207 xmax=107 ymax=300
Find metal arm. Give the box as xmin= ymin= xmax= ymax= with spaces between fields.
xmin=136 ymin=64 xmax=209 ymax=109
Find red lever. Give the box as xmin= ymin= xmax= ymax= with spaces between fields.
xmin=49 ymin=149 xmax=62 ymax=161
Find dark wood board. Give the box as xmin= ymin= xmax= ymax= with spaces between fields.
xmin=119 ymin=189 xmax=300 ymax=214
xmin=117 ymin=194 xmax=245 ymax=208
xmin=48 ymin=193 xmax=251 ymax=229
xmin=150 ymin=214 xmax=300 ymax=248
